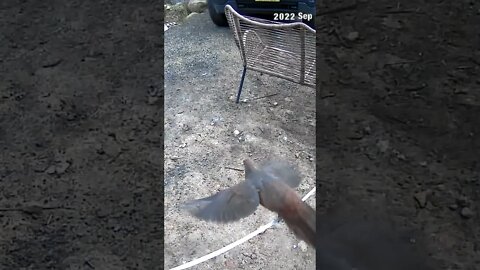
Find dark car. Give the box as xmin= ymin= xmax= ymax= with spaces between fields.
xmin=208 ymin=0 xmax=315 ymax=28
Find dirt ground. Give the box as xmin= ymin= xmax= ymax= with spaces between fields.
xmin=317 ymin=0 xmax=479 ymax=269
xmin=163 ymin=11 xmax=316 ymax=270
xmin=0 ymin=1 xmax=164 ymax=269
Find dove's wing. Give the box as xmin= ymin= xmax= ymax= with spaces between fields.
xmin=182 ymin=182 xmax=260 ymax=223
xmin=260 ymin=160 xmax=301 ymax=188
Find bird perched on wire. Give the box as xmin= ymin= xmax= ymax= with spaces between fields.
xmin=182 ymin=158 xmax=316 ymax=247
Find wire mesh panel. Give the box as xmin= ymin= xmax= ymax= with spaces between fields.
xmin=225 ymin=5 xmax=316 ymax=88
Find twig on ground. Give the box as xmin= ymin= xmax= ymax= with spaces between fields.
xmin=405 ymin=83 xmax=427 ymax=92
xmin=317 ymin=41 xmax=340 ymax=46
xmin=321 ymin=93 xmax=336 ymax=99
xmin=253 ymin=93 xmax=278 ymax=100
xmin=84 ymin=260 xmax=95 ymax=269
xmin=42 ymin=59 xmax=63 ymax=68
xmin=384 ymin=9 xmax=425 ymax=14
xmin=0 ymin=204 xmax=74 ymax=215
xmin=331 ymin=28 xmax=351 ymax=48
xmin=318 ymin=1 xmax=358 ymax=16
xmin=224 ymin=166 xmax=244 ymax=172
xmin=384 ymin=60 xmax=417 ymax=67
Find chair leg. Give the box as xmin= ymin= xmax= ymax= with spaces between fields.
xmin=236 ymin=66 xmax=247 ymax=104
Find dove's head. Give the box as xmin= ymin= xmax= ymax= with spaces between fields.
xmin=243 ymin=159 xmax=254 ymax=167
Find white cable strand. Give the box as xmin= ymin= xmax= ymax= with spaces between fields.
xmin=301 ymin=187 xmax=316 ymax=202
xmin=169 ymin=187 xmax=316 ymax=270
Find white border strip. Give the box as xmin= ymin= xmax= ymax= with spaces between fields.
xmin=169 ymin=187 xmax=316 ymax=270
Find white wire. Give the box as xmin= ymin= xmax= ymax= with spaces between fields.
xmin=301 ymin=187 xmax=316 ymax=202
xmin=169 ymin=187 xmax=316 ymax=270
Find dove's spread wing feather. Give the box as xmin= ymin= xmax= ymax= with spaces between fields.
xmin=260 ymin=160 xmax=301 ymax=188
xmin=183 ymin=182 xmax=259 ymax=223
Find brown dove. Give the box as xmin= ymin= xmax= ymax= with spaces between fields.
xmin=182 ymin=159 xmax=316 ymax=247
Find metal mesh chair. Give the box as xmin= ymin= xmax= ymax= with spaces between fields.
xmin=224 ymin=5 xmax=316 ymax=103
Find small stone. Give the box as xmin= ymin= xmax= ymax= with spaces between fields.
xmin=419 ymin=161 xmax=427 ymax=167
xmin=377 ymin=140 xmax=390 ymax=153
xmin=96 ymin=207 xmax=110 ymax=218
xmin=347 ymin=129 xmax=363 ymax=140
xmin=363 ymin=126 xmax=371 ymax=134
xmin=414 ymin=191 xmax=428 ymax=208
xmin=456 ymin=196 xmax=469 ymax=207
xmin=187 ymin=0 xmax=207 ymax=13
xmin=185 ymin=12 xmax=200 ymax=20
xmin=55 ymin=161 xmax=70 ymax=174
xmin=449 ymin=204 xmax=458 ymax=210
xmin=346 ymin=31 xmax=359 ymax=41
xmin=133 ymin=187 xmax=147 ymax=194
xmin=45 ymin=165 xmax=57 ymax=174
xmin=95 ymin=143 xmax=105 ymax=155
xmin=397 ymin=153 xmax=406 ymax=161
xmin=383 ymin=16 xmax=403 ymax=29
xmin=465 ymin=177 xmax=477 ymax=184
xmin=104 ymin=141 xmax=121 ymax=157
xmin=460 ymin=207 xmax=474 ymax=219
xmin=179 ymin=123 xmax=190 ymax=132
xmin=147 ymin=96 xmax=159 ymax=105
xmin=233 ymin=130 xmax=240 ymax=136
xmin=272 ymin=102 xmax=278 ymax=106
xmin=298 ymin=241 xmax=308 ymax=252
xmin=120 ymin=199 xmax=130 ymax=207
xmin=210 ymin=116 xmax=222 ymax=126
xmin=225 ymin=260 xmax=236 ymax=268
xmin=453 ymin=88 xmax=469 ymax=95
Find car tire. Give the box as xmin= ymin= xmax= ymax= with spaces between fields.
xmin=207 ymin=0 xmax=228 ymax=27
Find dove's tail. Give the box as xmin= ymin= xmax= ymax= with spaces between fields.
xmin=279 ymin=197 xmax=316 ymax=248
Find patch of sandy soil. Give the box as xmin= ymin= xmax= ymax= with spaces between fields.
xmin=164 ymin=12 xmax=316 ymax=270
